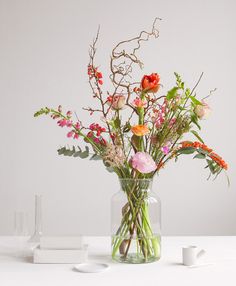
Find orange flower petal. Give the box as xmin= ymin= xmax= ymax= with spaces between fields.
xmin=131 ymin=125 xmax=150 ymax=136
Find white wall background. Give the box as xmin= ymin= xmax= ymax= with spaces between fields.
xmin=0 ymin=0 xmax=235 ymax=236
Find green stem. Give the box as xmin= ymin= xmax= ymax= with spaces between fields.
xmin=142 ymin=203 xmax=160 ymax=258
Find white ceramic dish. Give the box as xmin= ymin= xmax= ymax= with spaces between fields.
xmin=74 ymin=263 xmax=109 ymax=273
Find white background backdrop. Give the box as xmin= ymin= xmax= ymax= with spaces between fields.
xmin=0 ymin=0 xmax=235 ymax=236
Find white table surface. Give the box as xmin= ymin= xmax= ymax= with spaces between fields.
xmin=0 ymin=236 xmax=236 ymax=286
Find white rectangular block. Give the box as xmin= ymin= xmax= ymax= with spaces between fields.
xmin=33 ymin=246 xmax=88 ymax=264
xmin=40 ymin=236 xmax=83 ymax=249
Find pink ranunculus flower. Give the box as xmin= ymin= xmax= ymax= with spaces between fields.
xmin=194 ymin=100 xmax=211 ymax=120
xmin=131 ymin=152 xmax=157 ymax=174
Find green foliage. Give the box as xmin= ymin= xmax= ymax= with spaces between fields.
xmin=206 ymin=159 xmax=219 ymax=175
xmin=90 ymin=154 xmax=102 ymax=160
xmin=191 ymin=130 xmax=204 ymax=143
xmin=185 ymin=88 xmax=191 ymax=97
xmin=34 ymin=107 xmax=51 ymax=117
xmin=110 ymin=116 xmax=121 ymax=130
xmin=189 ymin=96 xmax=202 ymax=106
xmin=166 ymin=87 xmax=178 ymax=101
xmin=190 ymin=113 xmax=201 ymax=130
xmin=193 ymin=153 xmax=206 ymax=159
xmin=177 ymin=147 xmax=195 ymax=154
xmin=174 ymin=72 xmax=184 ymax=89
xmin=198 ymin=148 xmax=209 ymax=155
xmin=123 ymin=122 xmax=131 ymax=133
xmin=57 ymin=146 xmax=90 ymax=159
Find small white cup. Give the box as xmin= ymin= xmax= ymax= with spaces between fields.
xmin=182 ymin=245 xmax=206 ymax=266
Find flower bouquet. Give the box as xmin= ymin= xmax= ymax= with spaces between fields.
xmin=34 ymin=19 xmax=228 ymax=263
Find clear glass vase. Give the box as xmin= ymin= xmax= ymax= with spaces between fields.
xmin=111 ymin=179 xmax=161 ymax=264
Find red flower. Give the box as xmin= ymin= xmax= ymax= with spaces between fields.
xmin=89 ymin=123 xmax=106 ymax=136
xmin=141 ymin=73 xmax=160 ymax=93
xmin=96 ymin=72 xmax=103 ymax=79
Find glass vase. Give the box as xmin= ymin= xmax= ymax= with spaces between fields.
xmin=111 ymin=179 xmax=161 ymax=264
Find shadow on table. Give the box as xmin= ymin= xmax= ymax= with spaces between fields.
xmin=164 ymin=261 xmax=183 ymax=267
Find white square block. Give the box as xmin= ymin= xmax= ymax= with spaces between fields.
xmin=33 ymin=245 xmax=88 ymax=264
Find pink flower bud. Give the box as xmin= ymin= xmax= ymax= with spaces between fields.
xmin=73 ymin=133 xmax=79 ymax=139
xmin=67 ymin=131 xmax=74 ymax=138
xmin=66 ymin=111 xmax=72 ymax=118
xmin=75 ymin=122 xmax=80 ymax=130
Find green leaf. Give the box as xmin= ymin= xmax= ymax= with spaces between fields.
xmin=90 ymin=154 xmax=102 ymax=160
xmin=207 ymin=159 xmax=216 ymax=174
xmin=191 ymin=114 xmax=201 ymax=130
xmin=177 ymin=106 xmax=186 ymax=111
xmin=123 ymin=122 xmax=131 ymax=133
xmin=191 ymin=130 xmax=204 ymax=143
xmin=106 ymin=166 xmax=114 ymax=173
xmin=79 ymin=146 xmax=89 ymax=159
xmin=73 ymin=147 xmax=82 ymax=157
xmin=57 ymin=145 xmax=89 ymax=159
xmin=166 ymin=87 xmax=179 ymax=100
xmin=193 ymin=153 xmax=206 ymax=159
xmin=198 ymin=148 xmax=209 ymax=155
xmin=185 ymin=88 xmax=191 ymax=97
xmin=177 ymin=147 xmax=195 ymax=154
xmin=189 ymin=96 xmax=202 ymax=106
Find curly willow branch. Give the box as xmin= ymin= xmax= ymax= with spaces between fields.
xmin=110 ymin=18 xmax=161 ymax=89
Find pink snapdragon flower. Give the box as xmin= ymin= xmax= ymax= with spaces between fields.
xmin=131 ymin=152 xmax=157 ymax=174
xmin=57 ymin=119 xmax=68 ymax=127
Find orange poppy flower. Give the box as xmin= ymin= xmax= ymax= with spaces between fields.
xmin=131 ymin=125 xmax=150 ymax=136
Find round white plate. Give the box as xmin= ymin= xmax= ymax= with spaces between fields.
xmin=74 ymin=263 xmax=109 ymax=273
